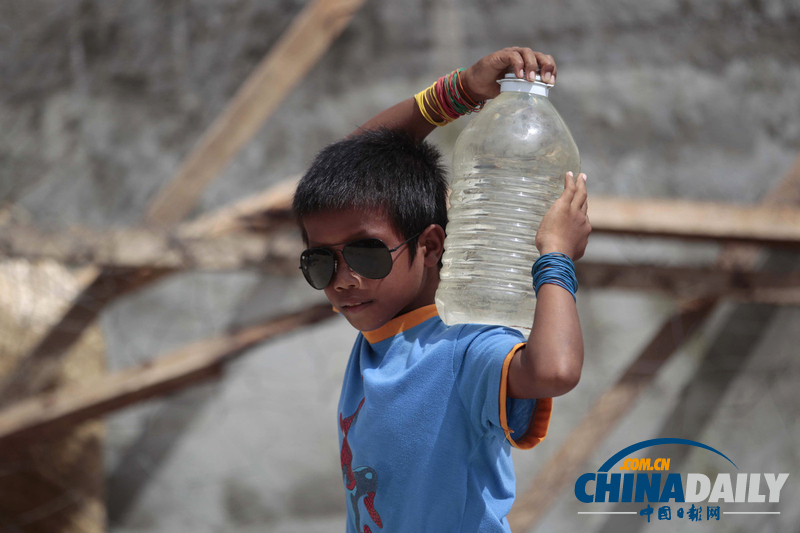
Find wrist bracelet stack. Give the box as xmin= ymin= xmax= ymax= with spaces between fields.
xmin=415 ymin=68 xmax=486 ymax=126
xmin=531 ymin=252 xmax=579 ymax=302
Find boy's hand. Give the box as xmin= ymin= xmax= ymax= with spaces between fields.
xmin=535 ymin=172 xmax=591 ymax=261
xmin=461 ymin=47 xmax=557 ymax=102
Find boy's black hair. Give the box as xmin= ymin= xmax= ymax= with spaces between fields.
xmin=293 ymin=128 xmax=448 ymax=268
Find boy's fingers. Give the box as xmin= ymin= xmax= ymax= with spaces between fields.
xmin=573 ymin=189 xmax=587 ymax=210
xmin=501 ymin=49 xmax=526 ymax=79
xmin=534 ymin=51 xmax=557 ymax=84
xmin=571 ymin=173 xmax=587 ymax=208
xmin=490 ymin=48 xmax=556 ymax=82
xmin=562 ymin=171 xmax=577 ymax=199
xmin=512 ymin=47 xmax=540 ymax=82
xmin=485 ymin=49 xmax=521 ymax=78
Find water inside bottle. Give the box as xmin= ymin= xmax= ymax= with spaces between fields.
xmin=435 ymin=84 xmax=580 ymax=334
xmin=437 ymin=159 xmax=567 ymax=333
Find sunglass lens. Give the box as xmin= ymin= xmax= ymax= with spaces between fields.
xmin=301 ymin=249 xmax=335 ymax=289
xmin=344 ymin=239 xmax=393 ymax=279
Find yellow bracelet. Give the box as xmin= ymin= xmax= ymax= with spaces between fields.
xmin=413 ymin=89 xmax=431 ymax=124
xmin=415 ymin=88 xmax=447 ymax=126
xmin=415 ymin=84 xmax=450 ymax=127
xmin=428 ymin=86 xmax=454 ymax=125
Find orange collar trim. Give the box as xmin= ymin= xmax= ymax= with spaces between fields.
xmin=362 ymin=304 xmax=439 ymax=344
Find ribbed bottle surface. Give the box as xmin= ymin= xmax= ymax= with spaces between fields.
xmin=435 ymin=88 xmax=580 ymax=334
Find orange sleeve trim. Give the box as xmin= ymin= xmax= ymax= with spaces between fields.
xmin=498 ymin=342 xmax=553 ymax=450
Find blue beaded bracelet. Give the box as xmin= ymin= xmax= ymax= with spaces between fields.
xmin=531 ymin=252 xmax=578 ymax=302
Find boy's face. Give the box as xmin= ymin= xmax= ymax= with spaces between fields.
xmin=301 ymin=206 xmax=432 ymax=332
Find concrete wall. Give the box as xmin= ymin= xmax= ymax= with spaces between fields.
xmin=1 ymin=0 xmax=799 ymax=531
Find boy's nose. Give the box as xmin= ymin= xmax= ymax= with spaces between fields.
xmin=332 ymin=251 xmax=361 ymax=290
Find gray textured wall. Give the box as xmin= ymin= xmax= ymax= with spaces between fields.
xmin=2 ymin=0 xmax=799 ymax=531
xmin=5 ymin=0 xmax=800 ymax=230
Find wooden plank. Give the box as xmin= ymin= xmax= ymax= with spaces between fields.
xmin=0 ymin=303 xmax=336 ymax=443
xmin=178 ymin=175 xmax=300 ymax=238
xmin=588 ymin=196 xmax=800 ymax=246
xmin=576 ymin=262 xmax=800 ymax=305
xmin=9 ymin=242 xmax=800 ymax=305
xmin=14 ymin=197 xmax=800 ymax=269
xmin=254 ymin=181 xmax=800 ymax=245
xmin=240 ymin=190 xmax=800 ymax=247
xmin=0 ymin=225 xmax=302 ymax=271
xmin=145 ymin=0 xmax=366 ymax=227
xmin=507 ymin=153 xmax=800 ymax=531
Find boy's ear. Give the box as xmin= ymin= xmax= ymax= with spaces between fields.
xmin=419 ymin=224 xmax=445 ymax=267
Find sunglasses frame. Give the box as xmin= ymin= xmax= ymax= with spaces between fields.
xmin=299 ymin=232 xmax=421 ymax=290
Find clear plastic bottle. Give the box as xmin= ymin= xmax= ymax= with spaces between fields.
xmin=435 ymin=72 xmax=580 ymax=334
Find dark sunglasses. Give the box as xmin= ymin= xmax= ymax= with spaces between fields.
xmin=299 ymin=233 xmax=421 ymax=290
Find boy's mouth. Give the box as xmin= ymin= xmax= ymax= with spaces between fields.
xmin=340 ymin=300 xmax=374 ymax=313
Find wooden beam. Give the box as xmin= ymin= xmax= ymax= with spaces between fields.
xmin=178 ymin=175 xmax=300 ymax=238
xmin=0 ymin=303 xmax=336 ymax=443
xmin=576 ymin=261 xmax=800 ymax=305
xmin=589 ymin=196 xmax=800 ymax=246
xmin=0 ymin=225 xmax=302 ymax=271
xmin=507 ymin=153 xmax=800 ymax=530
xmin=242 ymin=188 xmax=800 ymax=247
xmin=13 ymin=197 xmax=800 ymax=269
xmin=18 ymin=176 xmax=800 ymax=271
xmin=145 ymin=0 xmax=366 ymax=227
xmin=8 ymin=229 xmax=800 ymax=305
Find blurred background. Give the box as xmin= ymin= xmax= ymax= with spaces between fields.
xmin=1 ymin=0 xmax=799 ymax=531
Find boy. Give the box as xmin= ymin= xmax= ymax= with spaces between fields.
xmin=293 ymin=48 xmax=590 ymax=532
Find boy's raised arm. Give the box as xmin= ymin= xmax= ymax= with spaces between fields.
xmin=352 ymin=97 xmax=436 ymax=142
xmin=352 ymin=47 xmax=557 ymax=141
xmin=507 ymin=171 xmax=591 ymax=400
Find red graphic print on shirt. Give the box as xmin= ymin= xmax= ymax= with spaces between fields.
xmin=340 ymin=397 xmax=382 ymax=532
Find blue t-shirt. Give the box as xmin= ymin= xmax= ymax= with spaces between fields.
xmin=338 ymin=304 xmax=552 ymax=532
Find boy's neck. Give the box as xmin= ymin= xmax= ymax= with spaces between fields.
xmin=393 ymin=269 xmax=439 ymax=319
xmin=363 ymin=303 xmax=439 ymax=344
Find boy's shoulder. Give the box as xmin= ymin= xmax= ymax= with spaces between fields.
xmin=393 ymin=315 xmax=525 ymax=356
xmin=359 ymin=306 xmax=525 ymax=359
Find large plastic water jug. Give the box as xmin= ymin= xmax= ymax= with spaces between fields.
xmin=435 ymin=72 xmax=580 ymax=333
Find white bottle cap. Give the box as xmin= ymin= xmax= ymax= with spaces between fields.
xmin=498 ymin=72 xmax=552 ymax=97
